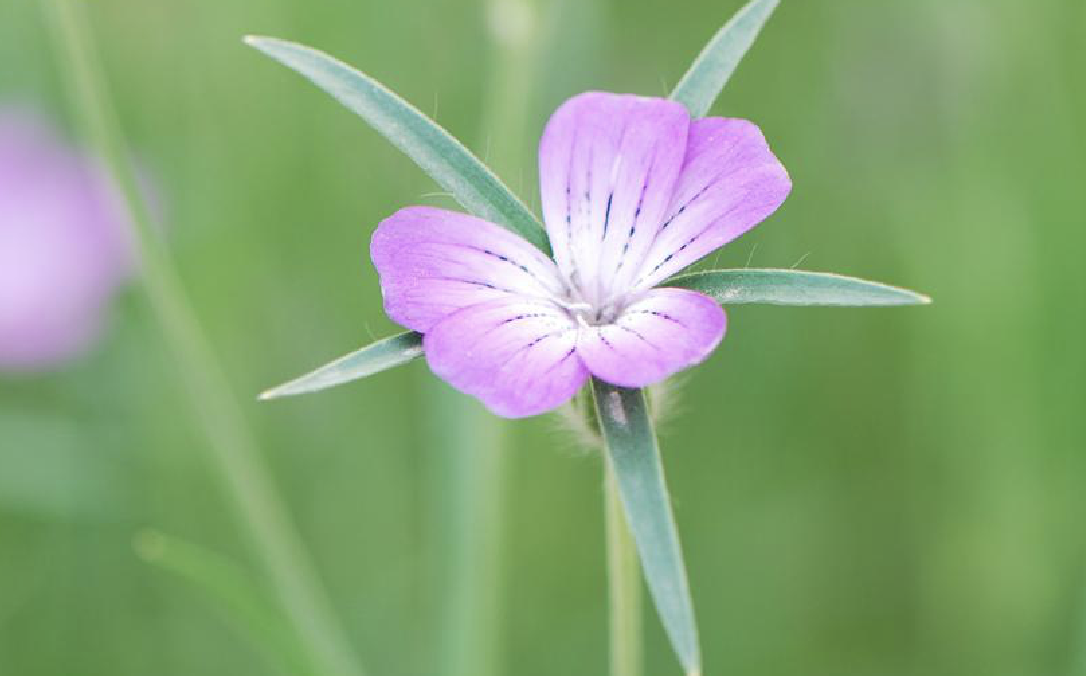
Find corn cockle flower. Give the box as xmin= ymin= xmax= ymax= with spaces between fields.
xmin=249 ymin=27 xmax=928 ymax=676
xmin=0 ymin=107 xmax=132 ymax=372
xmin=371 ymin=92 xmax=790 ymax=417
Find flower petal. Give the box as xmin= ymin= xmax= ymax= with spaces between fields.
xmin=577 ymin=288 xmax=725 ymax=388
xmin=632 ymin=118 xmax=791 ymax=289
xmin=423 ymin=297 xmax=587 ymax=418
xmin=538 ymin=92 xmax=690 ymax=307
xmin=371 ymin=206 xmax=565 ymax=332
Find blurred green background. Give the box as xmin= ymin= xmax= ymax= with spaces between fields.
xmin=2 ymin=0 xmax=1084 ymax=674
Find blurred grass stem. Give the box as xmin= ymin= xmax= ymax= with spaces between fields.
xmin=431 ymin=393 xmax=507 ymax=676
xmin=42 ymin=2 xmax=365 ymax=675
xmin=431 ymin=3 xmax=542 ymax=675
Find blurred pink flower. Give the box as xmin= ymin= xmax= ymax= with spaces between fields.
xmin=0 ymin=106 xmax=133 ymax=373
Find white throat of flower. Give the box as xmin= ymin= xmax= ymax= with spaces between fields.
xmin=552 ymin=286 xmax=627 ymax=328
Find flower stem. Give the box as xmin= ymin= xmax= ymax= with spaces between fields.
xmin=605 ymin=463 xmax=643 ymax=676
xmin=42 ymin=3 xmax=364 ymax=676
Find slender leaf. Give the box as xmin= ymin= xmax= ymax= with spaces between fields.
xmin=135 ymin=530 xmax=310 ymax=675
xmin=48 ymin=7 xmax=365 ymax=676
xmin=669 ymin=0 xmax=780 ymax=118
xmin=245 ymin=36 xmax=551 ymax=254
xmin=668 ymin=268 xmax=931 ymax=306
xmin=260 ymin=331 xmax=423 ymax=400
xmin=591 ymin=378 xmax=700 ymax=675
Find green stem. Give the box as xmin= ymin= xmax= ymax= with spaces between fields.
xmin=592 ymin=379 xmax=701 ymax=676
xmin=605 ymin=463 xmax=643 ymax=676
xmin=42 ymin=3 xmax=364 ymax=676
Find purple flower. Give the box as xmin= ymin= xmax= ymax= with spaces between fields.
xmin=371 ymin=92 xmax=790 ymax=417
xmin=0 ymin=107 xmax=132 ymax=373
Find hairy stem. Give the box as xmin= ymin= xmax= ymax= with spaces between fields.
xmin=43 ymin=3 xmax=364 ymax=675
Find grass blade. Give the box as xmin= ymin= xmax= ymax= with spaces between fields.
xmin=667 ymin=268 xmax=931 ymax=306
xmin=260 ymin=331 xmax=423 ymax=400
xmin=45 ymin=5 xmax=365 ymax=675
xmin=669 ymin=0 xmax=780 ymax=117
xmin=244 ymin=36 xmax=551 ymax=255
xmin=591 ymin=378 xmax=700 ymax=676
xmin=135 ymin=530 xmax=310 ymax=675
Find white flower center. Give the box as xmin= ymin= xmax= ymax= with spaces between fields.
xmin=552 ymin=289 xmax=624 ymax=328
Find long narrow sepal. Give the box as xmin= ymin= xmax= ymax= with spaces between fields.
xmin=591 ymin=379 xmax=701 ymax=676
xmin=260 ymin=331 xmax=423 ymax=400
xmin=667 ymin=268 xmax=931 ymax=306
xmin=244 ymin=36 xmax=551 ymax=255
xmin=669 ymin=0 xmax=780 ymax=117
